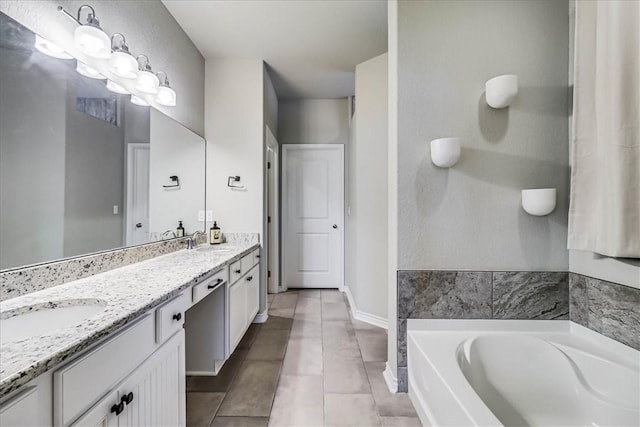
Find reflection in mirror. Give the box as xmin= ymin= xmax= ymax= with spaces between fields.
xmin=0 ymin=12 xmax=205 ymax=270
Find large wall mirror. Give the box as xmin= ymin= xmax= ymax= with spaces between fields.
xmin=0 ymin=12 xmax=205 ymax=271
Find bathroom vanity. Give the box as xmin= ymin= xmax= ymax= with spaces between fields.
xmin=0 ymin=242 xmax=260 ymax=426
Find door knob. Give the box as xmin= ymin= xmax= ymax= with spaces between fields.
xmin=135 ymin=223 xmax=143 ymax=228
xmin=332 ymin=224 xmax=338 ymax=229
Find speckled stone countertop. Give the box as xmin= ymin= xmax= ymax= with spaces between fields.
xmin=0 ymin=242 xmax=258 ymax=398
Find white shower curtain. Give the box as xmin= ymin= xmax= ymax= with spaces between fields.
xmin=568 ymin=0 xmax=640 ymax=258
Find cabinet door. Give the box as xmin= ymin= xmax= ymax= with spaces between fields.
xmin=0 ymin=387 xmax=42 ymax=427
xmin=70 ymin=391 xmax=118 ymax=427
xmin=118 ymin=330 xmax=185 ymax=427
xmin=246 ymin=265 xmax=260 ymax=323
xmin=229 ymin=280 xmax=247 ymax=352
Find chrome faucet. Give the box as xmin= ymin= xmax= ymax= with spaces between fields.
xmin=187 ymin=231 xmax=205 ymax=250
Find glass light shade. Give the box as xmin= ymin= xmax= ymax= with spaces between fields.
xmin=74 ymin=25 xmax=110 ymax=59
xmin=135 ymin=70 xmax=160 ymax=94
xmin=76 ymin=61 xmax=106 ymax=80
xmin=130 ymin=95 xmax=149 ymax=106
xmin=108 ymin=51 xmax=138 ymax=79
xmin=156 ymin=85 xmax=177 ymax=107
xmin=106 ymin=79 xmax=130 ymax=95
xmin=34 ymin=35 xmax=73 ymax=59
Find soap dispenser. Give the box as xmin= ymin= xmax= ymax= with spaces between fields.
xmin=176 ymin=221 xmax=185 ymax=237
xmin=210 ymin=221 xmax=222 ymax=245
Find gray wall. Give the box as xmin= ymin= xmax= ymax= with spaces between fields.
xmin=0 ymin=0 xmax=205 ymax=136
xmin=397 ymin=0 xmax=570 ymax=271
xmin=63 ymin=77 xmax=125 ymax=257
xmin=0 ymin=49 xmax=66 ymax=269
xmin=278 ymin=99 xmax=349 ymax=144
xmin=264 ymin=65 xmax=279 ymax=138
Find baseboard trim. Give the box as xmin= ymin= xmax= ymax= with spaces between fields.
xmin=253 ymin=311 xmax=268 ymax=323
xmin=344 ymin=286 xmax=388 ymax=329
xmin=383 ymin=362 xmax=398 ymax=393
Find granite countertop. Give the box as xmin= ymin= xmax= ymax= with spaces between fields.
xmin=0 ymin=242 xmax=259 ymax=398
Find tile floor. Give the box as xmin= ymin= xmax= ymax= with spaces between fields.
xmin=186 ymin=289 xmax=420 ymax=426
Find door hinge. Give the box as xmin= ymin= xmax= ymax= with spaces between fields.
xmin=268 ymin=270 xmax=271 ymax=278
xmin=268 ymin=216 xmax=271 ymax=223
xmin=267 ymin=161 xmax=271 ymax=169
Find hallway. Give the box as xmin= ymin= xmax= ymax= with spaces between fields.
xmin=186 ymin=289 xmax=419 ymax=426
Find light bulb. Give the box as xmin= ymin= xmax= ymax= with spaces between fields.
xmin=135 ymin=70 xmax=160 ymax=94
xmin=34 ymin=35 xmax=73 ymax=59
xmin=76 ymin=61 xmax=106 ymax=80
xmin=156 ymin=85 xmax=177 ymax=107
xmin=106 ymin=80 xmax=130 ymax=95
xmin=109 ymin=51 xmax=138 ymax=79
xmin=74 ymin=25 xmax=110 ymax=59
xmin=130 ymin=95 xmax=149 ymax=106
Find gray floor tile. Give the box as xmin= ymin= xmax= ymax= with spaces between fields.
xmin=355 ymin=329 xmax=388 ymax=362
xmin=380 ymin=417 xmax=422 ymax=427
xmin=297 ymin=289 xmax=321 ymax=299
xmin=262 ymin=315 xmax=295 ymax=330
xmin=322 ymin=301 xmax=350 ymax=321
xmin=246 ymin=328 xmax=290 ymax=361
xmin=269 ymin=375 xmax=324 ymax=426
xmin=267 ymin=293 xmax=275 ymax=302
xmin=351 ymin=318 xmax=384 ymax=331
xmin=324 ymin=393 xmax=380 ymax=427
xmin=321 ymin=289 xmax=345 ymax=303
xmin=290 ymin=318 xmax=322 ymax=339
xmin=322 ymin=320 xmax=361 ymax=359
xmin=238 ymin=323 xmax=262 ymax=349
xmin=211 ymin=417 xmax=269 ymax=427
xmin=269 ymin=307 xmax=296 ymax=318
xmin=282 ymin=337 xmax=323 ymax=376
xmin=216 ymin=360 xmax=282 ymax=417
xmin=324 ymin=354 xmax=371 ymax=394
xmin=365 ymin=362 xmax=417 ymax=417
xmin=187 ymin=348 xmax=248 ymax=392
xmin=186 ymin=392 xmax=224 ymax=427
xmin=271 ymin=292 xmax=299 ymax=309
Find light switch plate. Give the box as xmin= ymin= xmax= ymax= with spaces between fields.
xmin=206 ymin=210 xmax=213 ymax=221
xmin=198 ymin=210 xmax=205 ymax=222
xmin=113 ymin=205 xmax=119 ymax=215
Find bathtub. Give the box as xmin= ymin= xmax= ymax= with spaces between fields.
xmin=407 ymin=320 xmax=639 ymax=427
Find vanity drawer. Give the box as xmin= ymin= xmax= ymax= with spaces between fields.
xmin=252 ymin=248 xmax=261 ymax=266
xmin=192 ymin=269 xmax=227 ymax=304
xmin=240 ymin=249 xmax=258 ymax=275
xmin=230 ymin=260 xmax=242 ymax=283
xmin=54 ymin=314 xmax=155 ymax=426
xmin=155 ymin=292 xmax=190 ymax=343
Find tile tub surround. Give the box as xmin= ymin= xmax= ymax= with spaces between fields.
xmin=396 ymin=270 xmax=569 ymax=391
xmin=569 ymin=273 xmax=640 ymax=350
xmin=0 ymin=241 xmax=259 ymax=398
xmin=0 ymin=232 xmax=257 ymax=302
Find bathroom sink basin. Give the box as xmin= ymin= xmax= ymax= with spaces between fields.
xmin=0 ymin=299 xmax=107 ymax=344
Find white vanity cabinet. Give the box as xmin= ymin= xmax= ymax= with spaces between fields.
xmin=229 ymin=250 xmax=260 ymax=353
xmin=54 ymin=294 xmax=189 ymax=427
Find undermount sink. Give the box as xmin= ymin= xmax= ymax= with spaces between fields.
xmin=0 ymin=299 xmax=107 ymax=344
xmin=196 ymin=246 xmax=232 ymax=253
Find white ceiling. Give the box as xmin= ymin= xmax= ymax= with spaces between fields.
xmin=161 ymin=0 xmax=387 ymax=99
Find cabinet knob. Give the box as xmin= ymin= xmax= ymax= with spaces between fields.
xmin=332 ymin=224 xmax=338 ymax=229
xmin=111 ymin=402 xmax=125 ymax=416
xmin=235 ymin=269 xmax=241 ymax=274
xmin=121 ymin=392 xmax=134 ymax=405
xmin=172 ymin=313 xmax=182 ymax=321
xmin=246 ymin=276 xmax=253 ymax=281
xmin=256 ymin=254 xmax=260 ymax=258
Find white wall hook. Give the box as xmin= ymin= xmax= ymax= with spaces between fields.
xmin=522 ymin=188 xmax=556 ymax=216
xmin=485 ymin=74 xmax=518 ymax=109
xmin=430 ymin=137 xmax=461 ymax=168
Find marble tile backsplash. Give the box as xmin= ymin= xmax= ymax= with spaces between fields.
xmin=569 ymin=273 xmax=640 ymax=350
xmin=0 ymin=232 xmax=259 ymax=302
xmin=396 ymin=270 xmax=569 ymax=391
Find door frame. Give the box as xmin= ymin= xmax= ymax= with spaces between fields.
xmin=265 ymin=127 xmax=281 ymax=294
xmin=125 ymin=143 xmax=150 ymax=246
xmin=281 ymin=144 xmax=345 ymax=291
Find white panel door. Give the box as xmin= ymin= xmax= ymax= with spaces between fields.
xmin=283 ymin=145 xmax=344 ymax=289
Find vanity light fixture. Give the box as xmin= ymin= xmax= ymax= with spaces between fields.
xmin=130 ymin=94 xmax=150 ymax=107
xmin=58 ymin=5 xmax=111 ymax=59
xmin=155 ymin=71 xmax=177 ymax=107
xmin=108 ymin=34 xmax=138 ymax=79
xmin=76 ymin=61 xmax=106 ymax=80
xmin=135 ymin=55 xmax=160 ymax=94
xmin=34 ymin=34 xmax=73 ymax=59
xmin=106 ymin=79 xmax=130 ymax=95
